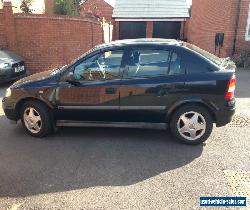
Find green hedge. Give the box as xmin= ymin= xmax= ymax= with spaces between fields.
xmin=233 ymin=50 xmax=250 ymax=68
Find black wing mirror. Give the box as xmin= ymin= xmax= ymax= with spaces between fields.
xmin=61 ymin=72 xmax=74 ymax=82
xmin=61 ymin=72 xmax=80 ymax=86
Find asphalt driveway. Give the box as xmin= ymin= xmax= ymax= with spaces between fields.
xmin=0 ymin=69 xmax=249 ymax=210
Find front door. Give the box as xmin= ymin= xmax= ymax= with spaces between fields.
xmin=55 ymin=49 xmax=124 ymax=122
xmin=119 ymin=46 xmax=185 ymax=123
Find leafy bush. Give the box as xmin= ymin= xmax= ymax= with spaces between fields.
xmin=53 ymin=0 xmax=84 ymax=16
xmin=233 ymin=50 xmax=250 ymax=68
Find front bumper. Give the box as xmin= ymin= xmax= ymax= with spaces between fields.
xmin=0 ymin=67 xmax=26 ymax=83
xmin=2 ymin=97 xmax=19 ymax=121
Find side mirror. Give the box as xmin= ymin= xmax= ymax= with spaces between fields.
xmin=61 ymin=72 xmax=74 ymax=82
xmin=60 ymin=72 xmax=81 ymax=86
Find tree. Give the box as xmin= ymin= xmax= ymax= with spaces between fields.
xmin=20 ymin=0 xmax=33 ymax=13
xmin=73 ymin=0 xmax=85 ymax=14
xmin=53 ymin=0 xmax=86 ymax=16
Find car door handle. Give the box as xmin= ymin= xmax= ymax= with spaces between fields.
xmin=105 ymin=87 xmax=117 ymax=94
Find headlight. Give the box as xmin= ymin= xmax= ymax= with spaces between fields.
xmin=5 ymin=88 xmax=11 ymax=97
xmin=0 ymin=63 xmax=10 ymax=69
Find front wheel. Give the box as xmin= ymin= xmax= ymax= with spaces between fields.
xmin=170 ymin=105 xmax=213 ymax=145
xmin=20 ymin=101 xmax=53 ymax=137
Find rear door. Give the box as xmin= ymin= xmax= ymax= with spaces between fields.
xmin=119 ymin=45 xmax=185 ymax=123
xmin=180 ymin=47 xmax=226 ymax=108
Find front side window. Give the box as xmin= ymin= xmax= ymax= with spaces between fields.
xmin=246 ymin=4 xmax=250 ymax=41
xmin=122 ymin=49 xmax=182 ymax=78
xmin=74 ymin=50 xmax=123 ymax=81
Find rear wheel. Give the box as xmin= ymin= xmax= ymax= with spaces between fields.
xmin=170 ymin=105 xmax=213 ymax=145
xmin=20 ymin=101 xmax=53 ymax=137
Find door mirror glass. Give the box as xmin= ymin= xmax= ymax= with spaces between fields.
xmin=61 ymin=72 xmax=75 ymax=82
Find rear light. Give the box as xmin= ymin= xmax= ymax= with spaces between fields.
xmin=225 ymin=74 xmax=236 ymax=101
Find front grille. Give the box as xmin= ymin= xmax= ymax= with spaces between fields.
xmin=12 ymin=61 xmax=25 ymax=68
xmin=11 ymin=61 xmax=26 ymax=77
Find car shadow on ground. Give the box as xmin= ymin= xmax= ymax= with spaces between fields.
xmin=0 ymin=115 xmax=203 ymax=198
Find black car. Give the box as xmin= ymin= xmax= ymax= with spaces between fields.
xmin=0 ymin=50 xmax=26 ymax=83
xmin=2 ymin=39 xmax=236 ymax=144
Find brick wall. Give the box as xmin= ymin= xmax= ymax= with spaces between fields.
xmin=146 ymin=21 xmax=153 ymax=38
xmin=235 ymin=0 xmax=250 ymax=55
xmin=0 ymin=9 xmax=7 ymax=49
xmin=0 ymin=2 xmax=103 ymax=74
xmin=113 ymin=21 xmax=119 ymax=40
xmin=186 ymin=0 xmax=250 ymax=57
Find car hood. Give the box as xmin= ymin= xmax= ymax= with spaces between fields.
xmin=12 ymin=69 xmax=55 ymax=88
xmin=0 ymin=50 xmax=23 ymax=64
xmin=0 ymin=58 xmax=16 ymax=64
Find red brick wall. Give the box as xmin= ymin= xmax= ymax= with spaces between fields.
xmin=187 ymin=0 xmax=250 ymax=57
xmin=146 ymin=21 xmax=153 ymax=38
xmin=112 ymin=21 xmax=119 ymax=40
xmin=235 ymin=0 xmax=250 ymax=55
xmin=81 ymin=0 xmax=113 ymax=22
xmin=0 ymin=2 xmax=103 ymax=74
xmin=0 ymin=9 xmax=7 ymax=49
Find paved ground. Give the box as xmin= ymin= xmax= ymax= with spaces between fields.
xmin=0 ymin=69 xmax=249 ymax=210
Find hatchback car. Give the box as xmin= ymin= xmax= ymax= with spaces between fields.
xmin=0 ymin=50 xmax=26 ymax=83
xmin=2 ymin=39 xmax=236 ymax=144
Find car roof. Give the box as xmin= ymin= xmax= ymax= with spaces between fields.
xmin=94 ymin=38 xmax=182 ymax=50
xmin=73 ymin=38 xmax=183 ymax=63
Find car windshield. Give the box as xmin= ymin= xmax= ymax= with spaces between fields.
xmin=184 ymin=43 xmax=223 ymax=66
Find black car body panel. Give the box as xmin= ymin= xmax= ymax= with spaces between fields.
xmin=2 ymin=39 xmax=236 ymax=129
xmin=0 ymin=50 xmax=26 ymax=83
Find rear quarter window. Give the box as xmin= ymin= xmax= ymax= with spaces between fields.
xmin=182 ymin=49 xmax=216 ymax=74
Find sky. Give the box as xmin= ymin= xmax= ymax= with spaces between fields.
xmin=0 ymin=0 xmax=45 ymax=13
xmin=0 ymin=0 xmax=192 ymax=13
xmin=105 ymin=0 xmax=192 ymax=7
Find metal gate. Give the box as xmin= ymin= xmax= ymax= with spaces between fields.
xmin=119 ymin=21 xmax=146 ymax=39
xmin=153 ymin=21 xmax=181 ymax=39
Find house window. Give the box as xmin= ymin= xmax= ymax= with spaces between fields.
xmin=246 ymin=4 xmax=250 ymax=41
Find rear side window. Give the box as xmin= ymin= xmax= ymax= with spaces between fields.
xmin=122 ymin=49 xmax=183 ymax=78
xmin=182 ymin=49 xmax=213 ymax=74
xmin=168 ymin=52 xmax=183 ymax=75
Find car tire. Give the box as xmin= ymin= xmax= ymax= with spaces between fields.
xmin=20 ymin=101 xmax=53 ymax=137
xmin=170 ymin=105 xmax=213 ymax=145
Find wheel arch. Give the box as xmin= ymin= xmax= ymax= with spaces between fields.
xmin=15 ymin=97 xmax=53 ymax=119
xmin=167 ymin=99 xmax=217 ymax=123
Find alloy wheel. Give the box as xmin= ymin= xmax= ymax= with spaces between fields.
xmin=177 ymin=111 xmax=206 ymax=141
xmin=23 ymin=107 xmax=42 ymax=134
